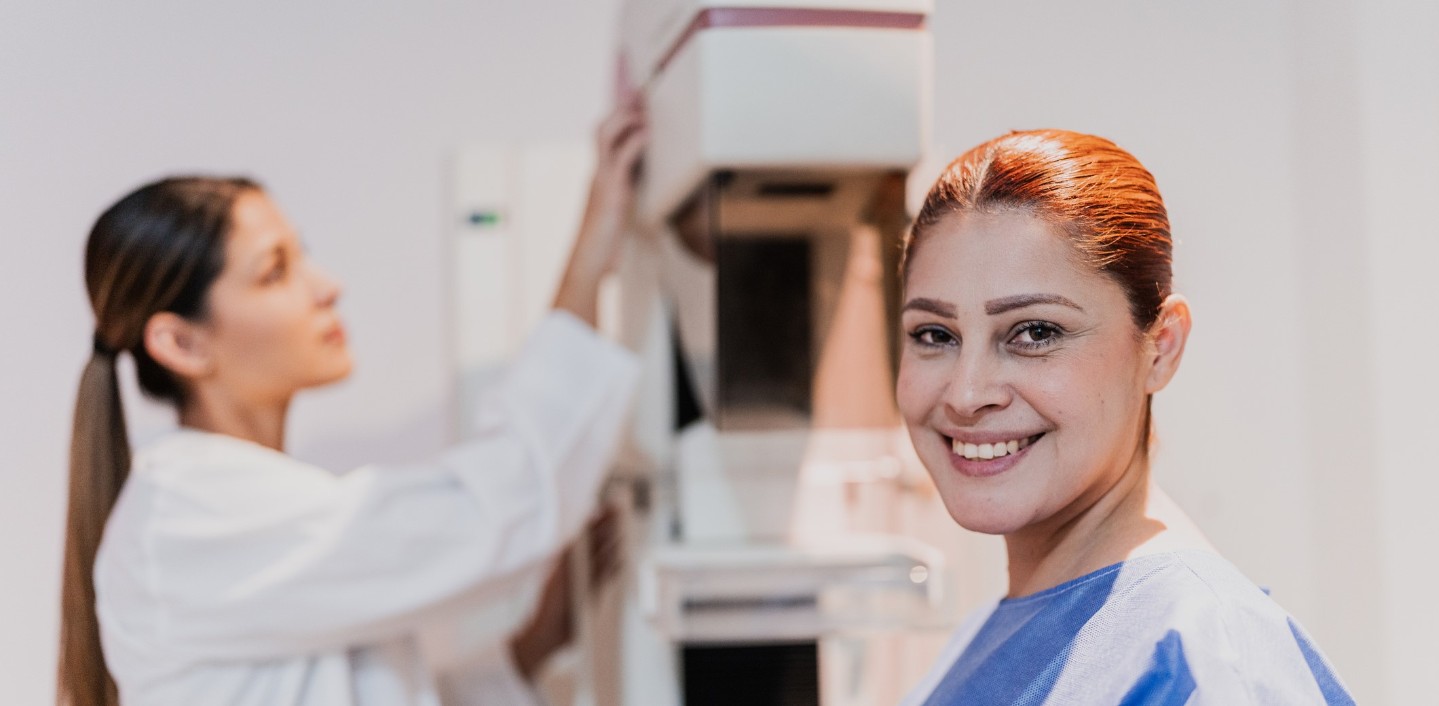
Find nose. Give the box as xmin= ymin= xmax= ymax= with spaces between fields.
xmin=941 ymin=345 xmax=1012 ymax=423
xmin=305 ymin=261 xmax=343 ymax=308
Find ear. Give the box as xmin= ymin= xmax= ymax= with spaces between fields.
xmin=1144 ymin=294 xmax=1192 ymax=394
xmin=143 ymin=312 xmax=214 ymax=382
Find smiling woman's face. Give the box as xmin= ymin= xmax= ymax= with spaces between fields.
xmin=897 ymin=209 xmax=1157 ymax=536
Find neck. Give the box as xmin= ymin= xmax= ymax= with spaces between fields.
xmin=180 ymin=386 xmax=290 ymax=451
xmin=1002 ymin=442 xmax=1164 ymax=598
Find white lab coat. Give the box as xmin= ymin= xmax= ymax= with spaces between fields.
xmin=93 ymin=312 xmax=639 ymax=706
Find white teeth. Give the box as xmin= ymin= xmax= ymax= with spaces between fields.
xmin=951 ymin=435 xmax=1036 ymax=460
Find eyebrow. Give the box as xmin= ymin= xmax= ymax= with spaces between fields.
xmin=984 ymin=293 xmax=1084 ymax=315
xmin=900 ymin=293 xmax=1084 ymax=319
xmin=901 ymin=297 xmax=957 ymax=318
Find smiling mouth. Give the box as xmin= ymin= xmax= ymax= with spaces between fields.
xmin=946 ymin=433 xmax=1045 ymax=461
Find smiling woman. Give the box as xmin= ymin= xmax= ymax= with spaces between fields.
xmin=896 ymin=131 xmax=1355 ymax=705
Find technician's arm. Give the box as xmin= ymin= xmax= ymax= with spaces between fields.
xmin=553 ymin=98 xmax=648 ymax=327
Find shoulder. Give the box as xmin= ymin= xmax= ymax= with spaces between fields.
xmin=134 ymin=428 xmax=315 ymax=477
xmin=1091 ymin=551 xmax=1305 ymax=658
xmin=1087 ymin=551 xmax=1353 ymax=705
xmin=1114 ymin=550 xmax=1328 ymax=658
xmin=1114 ymin=550 xmax=1282 ymax=619
xmin=99 ymin=432 xmax=349 ymax=596
xmin=133 ymin=429 xmax=333 ymax=491
xmin=119 ymin=430 xmax=341 ymax=531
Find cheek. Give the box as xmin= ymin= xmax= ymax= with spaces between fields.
xmin=1036 ymin=344 xmax=1147 ymax=447
xmin=213 ymin=291 xmax=313 ymax=360
xmin=895 ymin=355 xmax=943 ymax=424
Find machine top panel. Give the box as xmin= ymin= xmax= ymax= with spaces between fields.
xmin=620 ymin=0 xmax=932 ymax=87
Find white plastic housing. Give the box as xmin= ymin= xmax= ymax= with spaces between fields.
xmin=621 ymin=0 xmax=932 ymax=87
xmin=626 ymin=11 xmax=931 ymax=225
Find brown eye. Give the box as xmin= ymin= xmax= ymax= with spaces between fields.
xmin=1010 ymin=322 xmax=1062 ymax=349
xmin=910 ymin=326 xmax=957 ymax=347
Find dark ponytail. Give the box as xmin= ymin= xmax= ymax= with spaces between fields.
xmin=59 ymin=176 xmax=257 ymax=706
xmin=59 ymin=352 xmax=128 ymax=706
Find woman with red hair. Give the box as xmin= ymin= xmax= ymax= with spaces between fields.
xmin=896 ymin=130 xmax=1353 ymax=705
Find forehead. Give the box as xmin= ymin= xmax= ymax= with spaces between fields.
xmin=225 ymin=191 xmax=295 ymax=256
xmin=904 ymin=210 xmax=1113 ymax=308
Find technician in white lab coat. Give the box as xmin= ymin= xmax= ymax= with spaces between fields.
xmin=57 ymin=102 xmax=648 ymax=706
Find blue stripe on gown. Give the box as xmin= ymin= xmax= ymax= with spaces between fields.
xmin=1288 ymin=618 xmax=1357 ymax=706
xmin=1118 ymin=631 xmax=1196 ymax=706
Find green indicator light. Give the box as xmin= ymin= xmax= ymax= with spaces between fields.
xmin=467 ymin=210 xmax=503 ymax=227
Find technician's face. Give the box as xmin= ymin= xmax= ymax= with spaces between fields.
xmin=896 ymin=211 xmax=1152 ymax=536
xmin=200 ymin=191 xmax=351 ymax=403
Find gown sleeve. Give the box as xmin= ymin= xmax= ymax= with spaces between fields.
xmin=96 ymin=311 xmax=639 ymax=661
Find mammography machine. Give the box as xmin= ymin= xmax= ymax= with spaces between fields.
xmin=594 ymin=2 xmax=944 ymax=704
xmin=447 ymin=2 xmax=953 ymax=702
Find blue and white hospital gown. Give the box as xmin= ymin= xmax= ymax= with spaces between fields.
xmin=901 ymin=551 xmax=1355 ymax=705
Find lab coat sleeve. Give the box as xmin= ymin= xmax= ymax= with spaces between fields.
xmin=435 ymin=643 xmax=545 ymax=706
xmin=126 ymin=311 xmax=639 ymax=660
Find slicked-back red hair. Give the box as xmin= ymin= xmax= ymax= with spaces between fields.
xmin=904 ymin=129 xmax=1173 ymax=329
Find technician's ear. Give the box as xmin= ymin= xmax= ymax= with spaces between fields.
xmin=143 ymin=312 xmax=214 ymax=382
xmin=1144 ymin=294 xmax=1192 ymax=394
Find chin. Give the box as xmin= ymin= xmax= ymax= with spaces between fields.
xmin=327 ymin=358 xmax=354 ymax=384
xmin=933 ymin=483 xmax=1037 ymax=536
xmin=946 ymin=507 xmax=1030 ymax=536
xmin=309 ymin=354 xmax=354 ymax=388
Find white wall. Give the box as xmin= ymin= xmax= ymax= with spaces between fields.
xmin=1356 ymin=1 xmax=1439 ymax=701
xmin=2 ymin=1 xmax=1432 ymax=703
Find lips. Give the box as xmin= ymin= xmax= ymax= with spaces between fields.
xmin=950 ymin=433 xmax=1043 ymax=460
xmin=941 ymin=432 xmax=1045 ymax=478
xmin=322 ymin=323 xmax=346 ymax=345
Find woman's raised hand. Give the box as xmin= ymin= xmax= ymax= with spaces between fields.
xmin=553 ymin=97 xmax=649 ymax=325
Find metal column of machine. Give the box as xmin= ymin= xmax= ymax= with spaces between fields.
xmin=601 ymin=3 xmax=939 ymax=704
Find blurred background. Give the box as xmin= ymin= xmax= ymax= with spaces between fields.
xmin=2 ymin=1 xmax=1435 ymax=703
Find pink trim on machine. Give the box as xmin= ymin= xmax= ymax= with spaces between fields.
xmin=656 ymin=7 xmax=927 ymax=73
